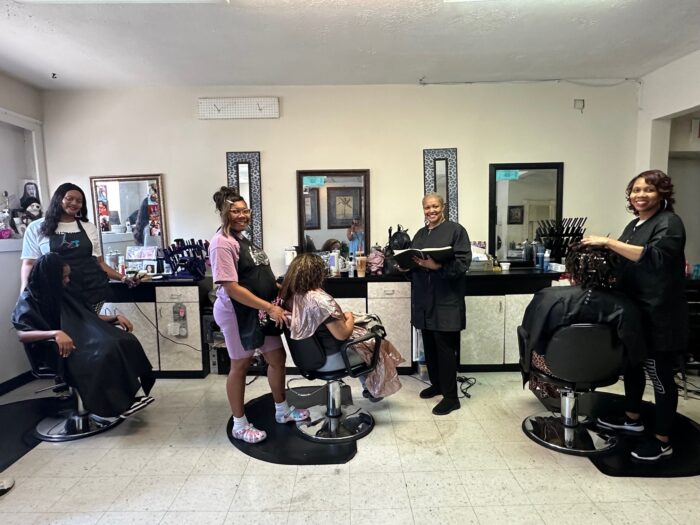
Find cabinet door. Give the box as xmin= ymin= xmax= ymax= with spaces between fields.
xmin=157 ymin=301 xmax=203 ymax=371
xmin=504 ymin=294 xmax=534 ymax=364
xmin=102 ymin=302 xmax=159 ymax=370
xmin=368 ymin=282 xmax=413 ymax=368
xmin=460 ymin=295 xmax=505 ymax=365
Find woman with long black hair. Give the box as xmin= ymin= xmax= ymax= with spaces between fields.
xmin=13 ymin=253 xmax=155 ymax=418
xmin=20 ymin=183 xmax=135 ymax=312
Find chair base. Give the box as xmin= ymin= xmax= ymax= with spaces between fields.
xmin=295 ymin=404 xmax=374 ymax=444
xmin=35 ymin=412 xmax=123 ymax=442
xmin=522 ymin=411 xmax=617 ymax=456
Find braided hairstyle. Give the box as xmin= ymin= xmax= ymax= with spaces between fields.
xmin=565 ymin=243 xmax=618 ymax=290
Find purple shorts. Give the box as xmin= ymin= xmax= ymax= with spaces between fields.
xmin=214 ymin=295 xmax=283 ymax=360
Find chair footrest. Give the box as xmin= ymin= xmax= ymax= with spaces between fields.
xmin=522 ymin=411 xmax=618 ymax=456
xmin=294 ymin=404 xmax=374 ymax=444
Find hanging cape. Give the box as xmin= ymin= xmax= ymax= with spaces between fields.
xmin=13 ymin=290 xmax=155 ymax=417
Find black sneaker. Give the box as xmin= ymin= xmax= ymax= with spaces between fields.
xmin=432 ymin=397 xmax=460 ymax=416
xmin=362 ymin=389 xmax=384 ymax=403
xmin=631 ymin=438 xmax=673 ymax=461
xmin=420 ymin=385 xmax=441 ymax=399
xmin=120 ymin=395 xmax=155 ymax=419
xmin=597 ymin=415 xmax=644 ymax=433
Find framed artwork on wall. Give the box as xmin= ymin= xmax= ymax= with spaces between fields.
xmin=507 ymin=205 xmax=524 ymax=225
xmin=304 ymin=188 xmax=320 ymax=230
xmin=327 ymin=187 xmax=362 ymax=229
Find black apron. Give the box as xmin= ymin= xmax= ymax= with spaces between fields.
xmin=49 ymin=220 xmax=109 ymax=310
xmin=231 ymin=234 xmax=280 ymax=350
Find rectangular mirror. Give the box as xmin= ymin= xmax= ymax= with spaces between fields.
xmin=296 ymin=169 xmax=370 ymax=256
xmin=488 ymin=163 xmax=563 ymax=265
xmin=424 ymin=148 xmax=458 ymax=221
xmin=89 ymin=174 xmax=167 ymax=259
xmin=227 ymin=151 xmax=263 ymax=247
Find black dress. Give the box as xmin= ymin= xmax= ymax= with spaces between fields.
xmin=410 ymin=220 xmax=472 ymax=331
xmin=13 ymin=290 xmax=155 ymax=417
xmin=519 ymin=285 xmax=647 ymax=382
xmin=616 ymin=209 xmax=687 ymax=355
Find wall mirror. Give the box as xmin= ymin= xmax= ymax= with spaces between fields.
xmin=89 ymin=174 xmax=167 ymax=258
xmin=227 ymin=151 xmax=263 ymax=246
xmin=424 ymin=148 xmax=458 ymax=221
xmin=488 ymin=162 xmax=563 ymax=265
xmin=296 ymin=169 xmax=370 ymax=255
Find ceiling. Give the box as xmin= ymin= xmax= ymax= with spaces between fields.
xmin=2 ymin=0 xmax=700 ymax=90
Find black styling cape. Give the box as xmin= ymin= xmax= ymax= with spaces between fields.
xmin=13 ymin=290 xmax=155 ymax=417
xmin=616 ymin=210 xmax=688 ymax=354
xmin=519 ymin=285 xmax=647 ymax=382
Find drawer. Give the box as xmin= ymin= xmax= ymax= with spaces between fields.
xmin=367 ymin=281 xmax=411 ymax=299
xmin=156 ymin=286 xmax=199 ymax=303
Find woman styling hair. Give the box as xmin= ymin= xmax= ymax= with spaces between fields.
xmin=583 ymin=170 xmax=687 ymax=461
xmin=209 ymin=186 xmax=309 ymax=444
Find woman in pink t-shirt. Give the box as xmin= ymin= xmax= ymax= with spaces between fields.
xmin=209 ymin=187 xmax=309 ymax=444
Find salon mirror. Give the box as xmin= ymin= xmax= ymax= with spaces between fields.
xmin=89 ymin=174 xmax=167 ymax=258
xmin=424 ymin=148 xmax=458 ymax=221
xmin=227 ymin=152 xmax=263 ymax=246
xmin=488 ymin=163 xmax=563 ymax=265
xmin=296 ymin=169 xmax=370 ymax=256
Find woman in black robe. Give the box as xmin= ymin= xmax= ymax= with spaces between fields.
xmin=408 ymin=192 xmax=472 ymax=415
xmin=583 ymin=170 xmax=687 ymax=462
xmin=12 ymin=253 xmax=155 ymax=418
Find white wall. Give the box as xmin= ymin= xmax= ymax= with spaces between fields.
xmin=42 ymin=82 xmax=639 ymax=274
xmin=636 ymin=49 xmax=700 ymax=171
xmin=668 ymin=158 xmax=700 ymax=266
xmin=0 ymin=72 xmax=43 ymax=385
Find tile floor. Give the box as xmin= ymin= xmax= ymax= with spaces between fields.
xmin=1 ymin=372 xmax=699 ymax=524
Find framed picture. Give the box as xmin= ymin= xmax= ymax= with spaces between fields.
xmin=304 ymin=188 xmax=320 ymax=230
xmin=327 ymin=187 xmax=362 ymax=229
xmin=507 ymin=205 xmax=524 ymax=225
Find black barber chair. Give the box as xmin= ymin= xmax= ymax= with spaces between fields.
xmin=283 ymin=326 xmax=381 ymax=444
xmin=24 ymin=341 xmax=123 ymax=442
xmin=519 ymin=324 xmax=624 ymax=456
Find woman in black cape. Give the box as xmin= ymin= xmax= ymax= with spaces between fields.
xmin=12 ymin=253 xmax=155 ymax=418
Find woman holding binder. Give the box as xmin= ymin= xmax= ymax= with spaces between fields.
xmin=409 ymin=193 xmax=472 ymax=415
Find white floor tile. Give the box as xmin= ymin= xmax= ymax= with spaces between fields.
xmin=160 ymin=511 xmax=226 ymax=525
xmin=403 ymin=471 xmax=470 ymax=508
xmin=472 ymin=505 xmax=544 ymax=524
xmin=108 ymin=476 xmax=187 ymax=512
xmin=411 ymin=506 xmax=478 ymax=524
xmin=229 ymin=475 xmax=295 ymax=512
xmin=169 ymin=475 xmax=240 ymax=512
xmin=349 ymin=472 xmax=409 ymax=510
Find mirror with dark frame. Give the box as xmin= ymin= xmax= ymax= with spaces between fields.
xmin=89 ymin=174 xmax=167 ymax=265
xmin=296 ymin=169 xmax=370 ymax=257
xmin=227 ymin=151 xmax=263 ymax=247
xmin=423 ymin=148 xmax=458 ymax=221
xmin=488 ymin=162 xmax=563 ymax=266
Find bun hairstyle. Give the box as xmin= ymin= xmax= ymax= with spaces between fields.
xmin=625 ymin=170 xmax=675 ymax=215
xmin=213 ymin=186 xmax=245 ymax=236
xmin=565 ymin=243 xmax=619 ymax=290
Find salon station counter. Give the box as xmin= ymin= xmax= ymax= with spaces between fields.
xmin=106 ymin=270 xmax=559 ymax=378
xmin=106 ymin=279 xmax=211 ymax=378
xmin=322 ymin=269 xmax=561 ymax=372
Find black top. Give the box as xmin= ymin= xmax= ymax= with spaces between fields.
xmin=520 ymin=285 xmax=647 ymax=367
xmin=410 ymin=220 xmax=472 ymax=331
xmin=616 ymin=209 xmax=687 ymax=354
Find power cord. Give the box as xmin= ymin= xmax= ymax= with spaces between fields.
xmin=409 ymin=373 xmax=477 ymax=400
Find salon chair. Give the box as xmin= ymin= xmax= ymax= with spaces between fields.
xmin=24 ymin=341 xmax=123 ymax=442
xmin=519 ymin=323 xmax=624 ymax=456
xmin=283 ymin=325 xmax=381 ymax=444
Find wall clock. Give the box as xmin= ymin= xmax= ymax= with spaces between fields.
xmin=197 ymin=97 xmax=280 ymax=119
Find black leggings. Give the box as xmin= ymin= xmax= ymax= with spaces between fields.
xmin=623 ymin=353 xmax=679 ymax=438
xmin=421 ymin=330 xmax=460 ymax=399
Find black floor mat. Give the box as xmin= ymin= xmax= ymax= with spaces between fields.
xmin=227 ymin=385 xmax=358 ymax=465
xmin=540 ymin=391 xmax=700 ymax=477
xmin=0 ymin=397 xmax=58 ymax=473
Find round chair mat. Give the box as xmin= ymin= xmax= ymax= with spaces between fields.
xmin=226 ymin=385 xmax=357 ymax=465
